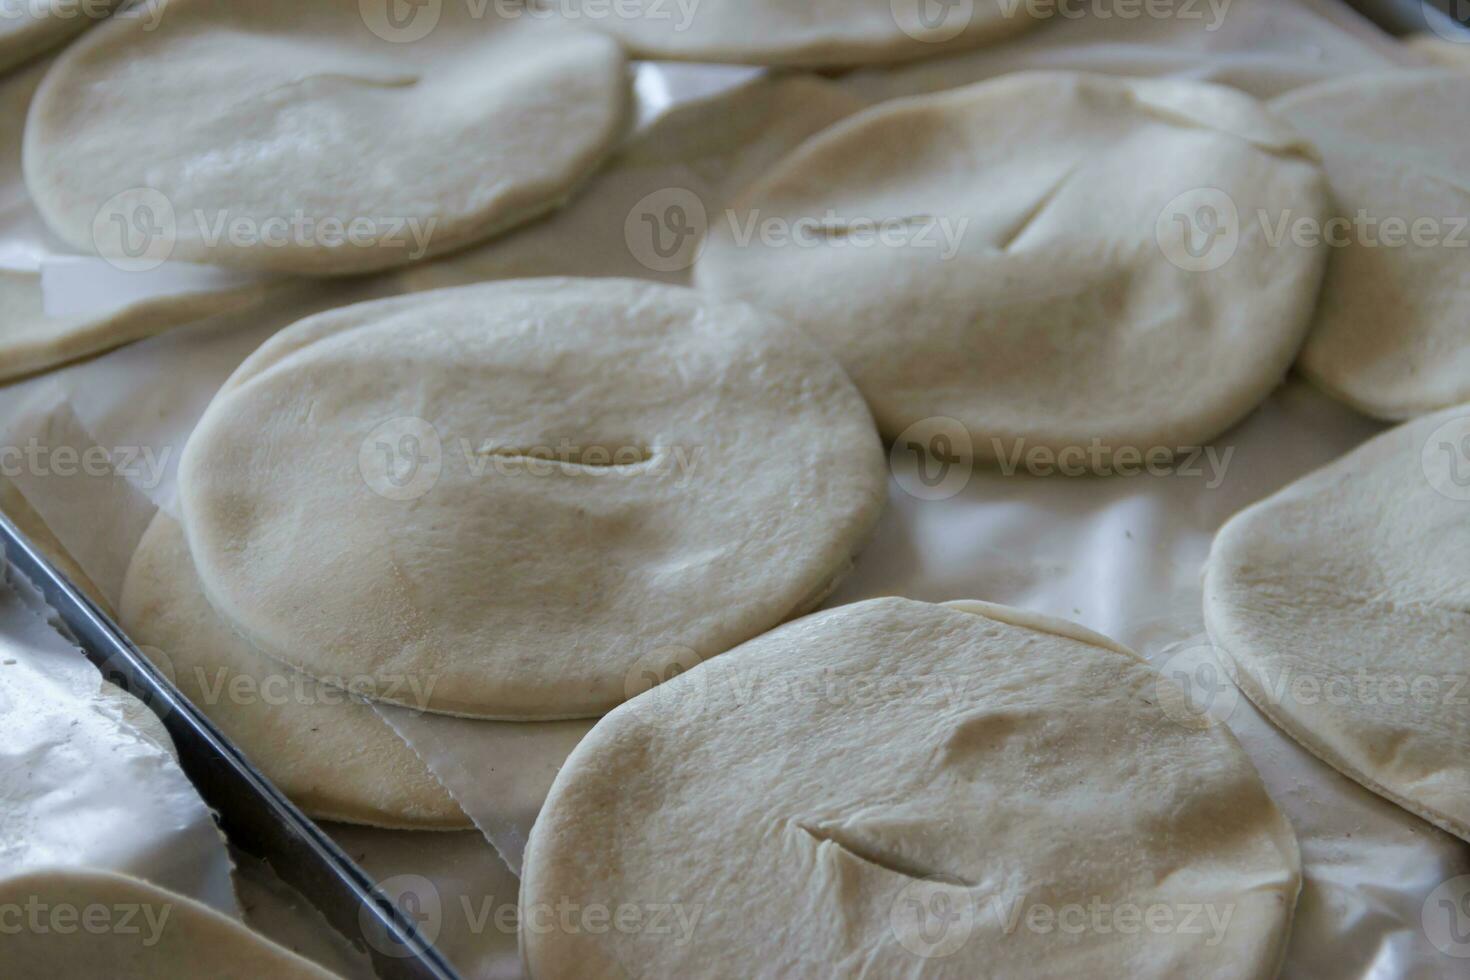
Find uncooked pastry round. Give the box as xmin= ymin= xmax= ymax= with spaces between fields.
xmin=178 ymin=278 xmax=887 ymax=720
xmin=120 ymin=513 xmax=470 ymax=830
xmin=539 ymin=0 xmax=1037 ymax=67
xmin=0 ymin=0 xmax=119 ymax=74
xmin=23 ymin=0 xmax=629 ymax=275
xmin=0 ymin=868 xmax=338 ymax=979
xmin=522 ymin=597 xmax=1301 ymax=978
xmin=696 ymin=71 xmax=1330 ymax=454
xmin=1272 ymin=70 xmax=1470 ymax=420
xmin=1204 ymin=406 xmax=1470 ymax=841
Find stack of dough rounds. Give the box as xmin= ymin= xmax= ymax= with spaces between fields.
xmin=120 ymin=513 xmax=470 ymax=830
xmin=1273 ymin=70 xmax=1470 ymax=420
xmin=177 ymin=279 xmax=887 ymax=720
xmin=23 ymin=0 xmax=629 ymax=275
xmin=696 ymin=71 xmax=1330 ymax=455
xmin=1205 ymin=406 xmax=1470 ymax=841
xmin=522 ymin=597 xmax=1301 ymax=978
xmin=0 ymin=0 xmax=120 ymax=73
xmin=0 ymin=868 xmax=339 ymax=979
xmin=541 ymin=0 xmax=1038 ymax=68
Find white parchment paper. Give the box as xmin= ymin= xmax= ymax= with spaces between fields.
xmin=1 ymin=2 xmax=1467 ymax=976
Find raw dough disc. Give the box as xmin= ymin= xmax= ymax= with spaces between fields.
xmin=522 ymin=597 xmax=1301 ymax=978
xmin=0 ymin=0 xmax=120 ymax=74
xmin=1204 ymin=405 xmax=1470 ymax=841
xmin=537 ymin=0 xmax=1037 ymax=68
xmin=1272 ymin=70 xmax=1470 ymax=420
xmin=696 ymin=71 xmax=1330 ymax=454
xmin=1404 ymin=34 xmax=1470 ymax=72
xmin=0 ymin=868 xmax=338 ymax=979
xmin=23 ymin=0 xmax=629 ymax=276
xmin=120 ymin=513 xmax=470 ymax=830
xmin=0 ymin=60 xmax=268 ymax=381
xmin=178 ymin=278 xmax=887 ymax=720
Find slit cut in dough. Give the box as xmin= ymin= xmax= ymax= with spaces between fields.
xmin=696 ymin=71 xmax=1330 ymax=458
xmin=522 ymin=596 xmax=1301 ymax=979
xmin=176 ymin=278 xmax=887 ymax=720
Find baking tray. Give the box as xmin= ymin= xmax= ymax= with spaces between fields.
xmin=0 ymin=511 xmax=463 ymax=980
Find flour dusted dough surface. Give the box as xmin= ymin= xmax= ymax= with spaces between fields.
xmin=1205 ymin=406 xmax=1470 ymax=841
xmin=543 ymin=0 xmax=1037 ymax=68
xmin=1273 ymin=70 xmax=1470 ymax=420
xmin=120 ymin=513 xmax=469 ymax=830
xmin=0 ymin=868 xmax=339 ymax=979
xmin=178 ymin=279 xmax=887 ymax=719
xmin=523 ymin=597 xmax=1300 ymax=978
xmin=697 ymin=71 xmax=1329 ymax=454
xmin=23 ymin=0 xmax=628 ymax=275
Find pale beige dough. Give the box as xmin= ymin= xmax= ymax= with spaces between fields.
xmin=0 ymin=868 xmax=339 ymax=979
xmin=23 ymin=0 xmax=629 ymax=275
xmin=177 ymin=278 xmax=887 ymax=720
xmin=696 ymin=71 xmax=1330 ymax=456
xmin=1273 ymin=70 xmax=1470 ymax=420
xmin=120 ymin=513 xmax=470 ymax=830
xmin=1205 ymin=405 xmax=1470 ymax=841
xmin=522 ymin=597 xmax=1301 ymax=979
xmin=1404 ymin=34 xmax=1470 ymax=72
xmin=540 ymin=0 xmax=1038 ymax=67
xmin=0 ymin=0 xmax=120 ymax=74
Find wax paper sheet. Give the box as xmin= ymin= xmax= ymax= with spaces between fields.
xmin=0 ymin=2 xmax=1467 ymax=977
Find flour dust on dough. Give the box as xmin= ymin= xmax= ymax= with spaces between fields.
xmin=24 ymin=0 xmax=629 ymax=275
xmin=523 ymin=597 xmax=1301 ymax=979
xmin=1273 ymin=70 xmax=1470 ymax=420
xmin=1205 ymin=405 xmax=1470 ymax=841
xmin=120 ymin=513 xmax=470 ymax=830
xmin=697 ymin=71 xmax=1330 ymax=458
xmin=178 ymin=279 xmax=887 ymax=720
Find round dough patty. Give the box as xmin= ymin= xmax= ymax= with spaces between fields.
xmin=696 ymin=71 xmax=1329 ymax=456
xmin=23 ymin=0 xmax=628 ymax=275
xmin=178 ymin=279 xmax=887 ymax=720
xmin=120 ymin=513 xmax=469 ymax=830
xmin=538 ymin=0 xmax=1036 ymax=68
xmin=1273 ymin=70 xmax=1470 ymax=420
xmin=522 ymin=597 xmax=1301 ymax=978
xmin=1205 ymin=406 xmax=1470 ymax=841
xmin=0 ymin=868 xmax=337 ymax=979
